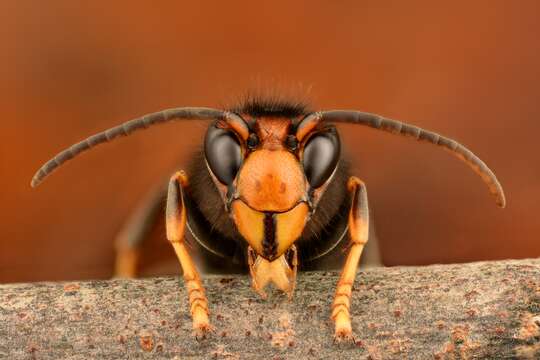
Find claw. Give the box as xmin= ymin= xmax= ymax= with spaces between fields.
xmin=193 ymin=322 xmax=214 ymax=340
xmin=191 ymin=303 xmax=212 ymax=340
xmin=251 ymin=278 xmax=268 ymax=299
xmin=333 ymin=327 xmax=356 ymax=344
xmin=332 ymin=309 xmax=355 ymax=344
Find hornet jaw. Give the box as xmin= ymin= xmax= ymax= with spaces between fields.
xmin=247 ymin=245 xmax=298 ymax=299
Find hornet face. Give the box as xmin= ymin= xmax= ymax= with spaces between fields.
xmin=203 ymin=112 xmax=340 ymax=293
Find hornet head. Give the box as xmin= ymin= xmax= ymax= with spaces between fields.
xmin=203 ymin=105 xmax=341 ymax=263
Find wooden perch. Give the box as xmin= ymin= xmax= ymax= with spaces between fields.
xmin=1 ymin=259 xmax=539 ymax=359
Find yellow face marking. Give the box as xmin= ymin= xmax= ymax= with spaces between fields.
xmin=231 ymin=200 xmax=309 ymax=260
xmin=231 ymin=200 xmax=265 ymax=255
xmin=275 ymin=203 xmax=309 ymax=256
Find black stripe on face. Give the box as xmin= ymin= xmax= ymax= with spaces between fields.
xmin=262 ymin=212 xmax=277 ymax=260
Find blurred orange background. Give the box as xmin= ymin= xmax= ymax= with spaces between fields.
xmin=1 ymin=1 xmax=539 ymax=283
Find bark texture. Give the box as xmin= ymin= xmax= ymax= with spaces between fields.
xmin=1 ymin=259 xmax=539 ymax=359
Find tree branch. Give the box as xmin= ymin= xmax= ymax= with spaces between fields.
xmin=1 ymin=259 xmax=539 ymax=359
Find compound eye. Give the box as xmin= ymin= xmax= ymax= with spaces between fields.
xmin=302 ymin=131 xmax=340 ymax=188
xmin=204 ymin=126 xmax=243 ymax=185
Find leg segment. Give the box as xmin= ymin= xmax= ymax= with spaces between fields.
xmin=166 ymin=171 xmax=211 ymax=338
xmin=114 ymin=183 xmax=166 ymax=278
xmin=332 ymin=176 xmax=369 ymax=341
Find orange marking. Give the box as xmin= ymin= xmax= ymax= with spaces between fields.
xmin=331 ymin=176 xmax=369 ymax=339
xmin=225 ymin=113 xmax=250 ymax=140
xmin=166 ymin=172 xmax=188 ymax=243
xmin=166 ymin=171 xmax=211 ymax=336
xmin=188 ymin=288 xmax=206 ymax=297
xmin=237 ymin=150 xmax=306 ymax=212
xmin=231 ymin=200 xmax=265 ymax=255
xmin=334 ymin=291 xmax=352 ymax=298
xmin=275 ymin=203 xmax=309 ymax=256
xmin=296 ymin=113 xmax=321 ymax=141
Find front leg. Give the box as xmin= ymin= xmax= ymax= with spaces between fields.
xmin=332 ymin=177 xmax=369 ymax=341
xmin=166 ymin=171 xmax=212 ymax=339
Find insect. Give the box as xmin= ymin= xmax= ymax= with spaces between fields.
xmin=31 ymin=97 xmax=505 ymax=341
